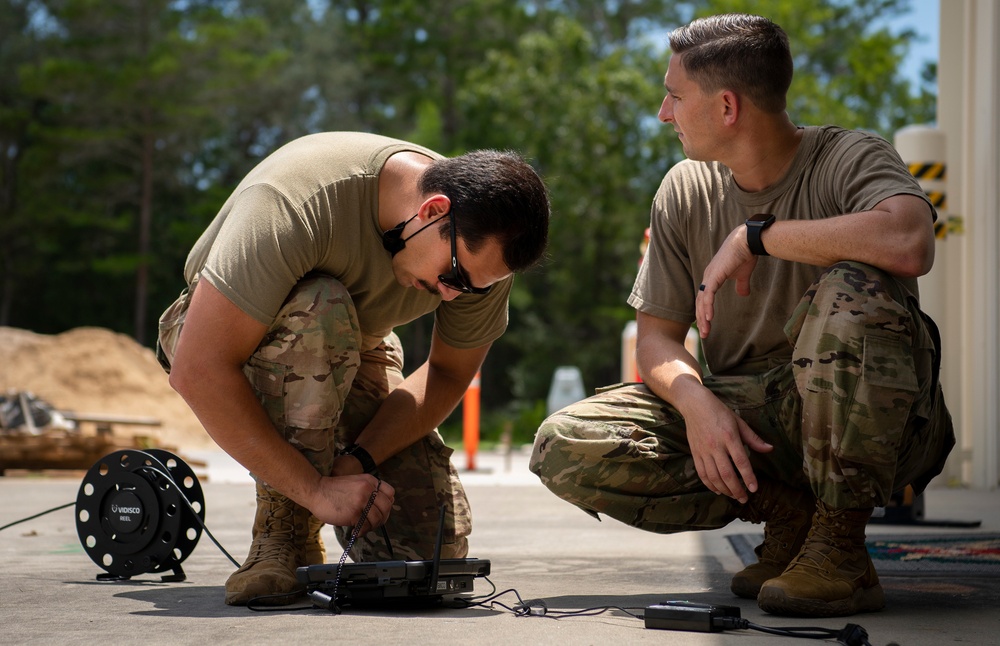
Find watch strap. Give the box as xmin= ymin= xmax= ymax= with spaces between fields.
xmin=745 ymin=214 xmax=775 ymax=256
xmin=342 ymin=443 xmax=378 ymax=475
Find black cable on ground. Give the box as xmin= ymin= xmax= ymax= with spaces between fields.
xmin=0 ymin=487 xmax=877 ymax=646
xmin=143 ymin=465 xmax=240 ymax=568
xmin=0 ymin=501 xmax=76 ymax=532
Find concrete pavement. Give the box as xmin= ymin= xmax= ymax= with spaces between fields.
xmin=2 ymin=448 xmax=998 ymax=645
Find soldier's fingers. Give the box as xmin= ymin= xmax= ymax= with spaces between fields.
xmin=721 ymin=440 xmax=752 ymax=502
xmin=738 ymin=423 xmax=773 ymax=454
xmin=374 ymin=495 xmax=392 ymax=526
xmin=379 ymin=481 xmax=396 ymax=504
xmin=715 ymin=459 xmax=744 ymax=501
xmin=693 ymin=457 xmax=715 ymax=493
xmin=713 ymin=455 xmax=740 ymax=498
xmin=363 ymin=504 xmax=385 ymax=533
xmin=695 ymin=287 xmax=715 ymax=339
xmin=732 ymin=457 xmax=755 ymax=500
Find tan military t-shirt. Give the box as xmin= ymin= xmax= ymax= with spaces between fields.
xmin=628 ymin=126 xmax=933 ymax=375
xmin=184 ymin=132 xmax=512 ymax=351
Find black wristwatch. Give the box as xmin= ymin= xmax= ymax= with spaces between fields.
xmin=342 ymin=443 xmax=379 ymax=475
xmin=745 ymin=213 xmax=776 ymax=256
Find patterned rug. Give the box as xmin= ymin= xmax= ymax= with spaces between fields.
xmin=727 ymin=532 xmax=1000 ymax=576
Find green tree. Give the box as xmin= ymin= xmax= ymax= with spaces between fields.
xmin=458 ymin=14 xmax=673 ymax=402
xmin=14 ymin=0 xmax=287 ymax=342
xmin=310 ymin=1 xmax=534 ymax=149
xmin=455 ymin=0 xmax=937 ymax=412
xmin=1 ymin=0 xmax=939 ymax=429
xmin=0 ymin=0 xmax=46 ymax=326
xmin=697 ymin=0 xmax=935 ymax=133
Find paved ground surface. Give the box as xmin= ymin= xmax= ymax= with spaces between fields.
xmin=2 ymin=448 xmax=999 ymax=645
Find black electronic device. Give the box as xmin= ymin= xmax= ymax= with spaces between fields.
xmin=644 ymin=601 xmax=742 ymax=632
xmin=298 ymin=557 xmax=491 ymax=605
xmin=296 ymin=504 xmax=489 ymax=607
xmin=75 ymin=449 xmax=205 ymax=582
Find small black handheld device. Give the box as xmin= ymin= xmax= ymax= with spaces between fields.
xmin=644 ymin=601 xmax=742 ymax=632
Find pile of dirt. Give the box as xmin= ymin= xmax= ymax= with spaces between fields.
xmin=0 ymin=326 xmax=214 ymax=450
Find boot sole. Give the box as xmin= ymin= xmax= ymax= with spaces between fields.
xmin=225 ymin=585 xmax=305 ymax=606
xmin=757 ymin=583 xmax=885 ymax=617
xmin=225 ymin=567 xmax=305 ymax=606
xmin=730 ymin=578 xmax=761 ymax=600
xmin=731 ymin=564 xmax=787 ymax=600
xmin=731 ymin=573 xmax=771 ymax=600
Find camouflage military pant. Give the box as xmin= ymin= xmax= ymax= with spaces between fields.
xmin=530 ymin=262 xmax=955 ymax=533
xmin=158 ymin=273 xmax=470 ymax=561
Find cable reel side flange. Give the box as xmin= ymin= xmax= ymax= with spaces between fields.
xmin=75 ymin=449 xmax=206 ymax=581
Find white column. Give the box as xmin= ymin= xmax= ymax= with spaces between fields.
xmin=963 ymin=0 xmax=1000 ymax=490
xmin=939 ymin=0 xmax=1000 ymax=490
xmin=894 ymin=125 xmax=949 ymax=327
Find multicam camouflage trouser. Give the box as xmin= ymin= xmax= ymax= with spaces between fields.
xmin=157 ymin=273 xmax=470 ymax=562
xmin=529 ymin=262 xmax=955 ymax=533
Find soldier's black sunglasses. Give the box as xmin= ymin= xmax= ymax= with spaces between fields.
xmin=438 ymin=214 xmax=492 ymax=295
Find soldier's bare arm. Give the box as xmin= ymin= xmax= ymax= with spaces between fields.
xmin=635 ymin=312 xmax=772 ymax=503
xmin=167 ymin=280 xmax=393 ymax=528
xmin=342 ymin=329 xmax=491 ymax=469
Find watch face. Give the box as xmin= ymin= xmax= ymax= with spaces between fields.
xmin=748 ymin=213 xmax=774 ymax=224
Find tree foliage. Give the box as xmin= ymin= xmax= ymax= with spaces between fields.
xmin=6 ymin=0 xmax=289 ymax=342
xmin=457 ymin=14 xmax=670 ymax=398
xmin=700 ymin=0 xmax=935 ymax=132
xmin=1 ymin=0 xmax=936 ymax=417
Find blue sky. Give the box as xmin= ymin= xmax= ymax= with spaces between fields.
xmin=895 ymin=0 xmax=940 ymax=84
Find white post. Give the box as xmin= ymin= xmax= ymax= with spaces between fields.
xmin=938 ymin=0 xmax=1000 ymax=489
xmin=893 ymin=125 xmax=949 ymax=327
xmin=962 ymin=0 xmax=1000 ymax=490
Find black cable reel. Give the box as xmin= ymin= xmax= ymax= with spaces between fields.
xmin=75 ymin=449 xmax=205 ymax=582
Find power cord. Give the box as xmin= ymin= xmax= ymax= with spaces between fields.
xmin=250 ymin=478 xmax=390 ymax=612
xmin=713 ymin=615 xmax=873 ymax=645
xmin=0 ymin=467 xmax=394 ymax=612
xmin=142 ymin=465 xmax=240 ymax=568
xmin=642 ymin=601 xmax=876 ymax=645
xmin=0 ymin=485 xmax=884 ymax=645
xmin=0 ymin=466 xmax=241 ymax=569
xmin=457 ymin=593 xmax=877 ymax=645
xmin=451 ymin=580 xmax=644 ymax=620
xmin=299 ymin=479 xmax=384 ymax=614
xmin=0 ymin=502 xmax=76 ymax=532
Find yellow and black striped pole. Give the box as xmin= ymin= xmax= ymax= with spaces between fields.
xmin=895 ymin=125 xmax=949 ymax=239
xmin=908 ymin=160 xmax=949 ymax=238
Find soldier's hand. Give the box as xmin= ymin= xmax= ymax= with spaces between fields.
xmin=696 ymin=226 xmax=758 ymax=338
xmin=686 ymin=398 xmax=772 ymax=503
xmin=310 ymin=474 xmax=395 ymax=534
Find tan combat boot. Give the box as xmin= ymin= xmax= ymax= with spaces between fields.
xmin=304 ymin=515 xmax=326 ymax=566
xmin=224 ymin=484 xmax=312 ymax=606
xmin=757 ymin=501 xmax=884 ymax=617
xmin=731 ymin=480 xmax=815 ymax=599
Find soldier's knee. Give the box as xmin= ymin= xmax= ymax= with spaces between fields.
xmin=790 ymin=262 xmax=908 ymax=341
xmin=815 ymin=261 xmax=892 ymax=294
xmin=294 ymin=272 xmax=350 ymax=299
xmin=529 ymin=421 xmax=552 ymax=472
xmin=529 ymin=416 xmax=565 ymax=478
xmin=281 ymin=274 xmax=357 ymax=322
